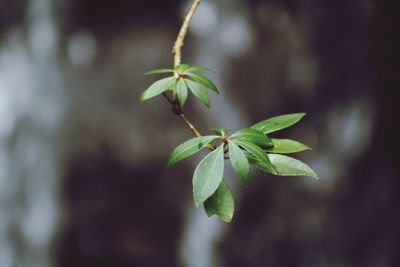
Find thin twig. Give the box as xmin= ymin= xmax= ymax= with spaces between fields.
xmin=162 ymin=92 xmax=174 ymax=105
xmin=179 ymin=113 xmax=202 ymax=137
xmin=163 ymin=0 xmax=214 ymax=149
xmin=172 ymin=0 xmax=201 ymax=67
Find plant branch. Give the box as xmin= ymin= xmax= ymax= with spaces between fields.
xmin=162 ymin=92 xmax=174 ymax=105
xmin=179 ymin=113 xmax=202 ymax=137
xmin=163 ymin=0 xmax=215 ymax=149
xmin=163 ymin=91 xmax=201 ymax=137
xmin=172 ymin=0 xmax=201 ymax=67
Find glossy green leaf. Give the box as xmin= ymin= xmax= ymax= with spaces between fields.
xmin=176 ymin=78 xmax=188 ymax=107
xmin=186 ymin=66 xmax=210 ymax=73
xmin=231 ymin=128 xmax=273 ymax=148
xmin=144 ymin=68 xmax=174 ymax=75
xmin=229 ymin=142 xmax=250 ymax=183
xmin=204 ymin=179 xmax=235 ymax=223
xmin=251 ymin=113 xmax=306 ymax=134
xmin=234 ymin=140 xmax=274 ymax=171
xmin=174 ymin=64 xmax=189 ymax=73
xmin=185 ymin=79 xmax=211 ymax=108
xmin=265 ymin=139 xmax=311 ymax=154
xmin=141 ymin=77 xmax=175 ymax=101
xmin=187 ymin=73 xmax=219 ymax=93
xmin=193 ymin=145 xmax=225 ymax=207
xmin=254 ymin=154 xmax=318 ymax=179
xmin=167 ymin=135 xmax=219 ymax=167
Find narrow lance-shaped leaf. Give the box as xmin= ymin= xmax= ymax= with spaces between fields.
xmin=204 ymin=179 xmax=235 ymax=223
xmin=231 ymin=128 xmax=273 ymax=148
xmin=193 ymin=145 xmax=225 ymax=207
xmin=251 ymin=113 xmax=306 ymax=134
xmin=187 ymin=73 xmax=219 ymax=93
xmin=228 ymin=142 xmax=250 ymax=183
xmin=167 ymin=135 xmax=219 ymax=167
xmin=141 ymin=77 xmax=175 ymax=101
xmin=144 ymin=68 xmax=174 ymax=75
xmin=185 ymin=66 xmax=210 ymax=73
xmin=176 ymin=78 xmax=188 ymax=107
xmin=234 ymin=140 xmax=275 ymax=172
xmin=185 ymin=79 xmax=211 ymax=108
xmin=253 ymin=154 xmax=318 ymax=179
xmin=265 ymin=139 xmax=311 ymax=154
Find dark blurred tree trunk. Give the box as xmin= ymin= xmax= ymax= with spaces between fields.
xmin=324 ymin=1 xmax=400 ymax=266
xmin=220 ymin=0 xmax=400 ymax=266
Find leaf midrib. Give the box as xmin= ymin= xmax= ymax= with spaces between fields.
xmin=196 ymin=146 xmax=223 ymax=201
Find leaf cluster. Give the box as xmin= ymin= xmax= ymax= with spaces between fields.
xmin=141 ymin=61 xmax=318 ymax=222
xmin=141 ymin=64 xmax=218 ymax=108
xmin=167 ymin=113 xmax=318 ymax=222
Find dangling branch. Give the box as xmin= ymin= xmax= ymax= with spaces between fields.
xmin=162 ymin=0 xmax=214 ymax=148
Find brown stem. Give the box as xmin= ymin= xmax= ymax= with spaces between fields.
xmin=178 ymin=113 xmax=202 ymax=137
xmin=162 ymin=92 xmax=174 ymax=105
xmin=172 ymin=0 xmax=201 ymax=67
xmin=164 ymin=0 xmax=215 ymax=149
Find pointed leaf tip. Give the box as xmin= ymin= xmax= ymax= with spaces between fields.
xmin=251 ymin=113 xmax=307 ymax=134
xmin=253 ymin=154 xmax=318 ymax=179
xmin=265 ymin=139 xmax=312 ymax=154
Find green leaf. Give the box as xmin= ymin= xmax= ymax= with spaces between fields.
xmin=247 ymin=155 xmax=276 ymax=173
xmin=167 ymin=135 xmax=219 ymax=167
xmin=251 ymin=113 xmax=306 ymax=134
xmin=234 ymin=140 xmax=274 ymax=171
xmin=210 ymin=128 xmax=232 ymax=136
xmin=228 ymin=142 xmax=250 ymax=183
xmin=254 ymin=154 xmax=318 ymax=179
xmin=174 ymin=64 xmax=190 ymax=73
xmin=193 ymin=145 xmax=225 ymax=207
xmin=176 ymin=78 xmax=188 ymax=107
xmin=186 ymin=66 xmax=210 ymax=73
xmin=187 ymin=73 xmax=219 ymax=93
xmin=141 ymin=77 xmax=175 ymax=101
xmin=231 ymin=128 xmax=273 ymax=148
xmin=204 ymin=179 xmax=235 ymax=223
xmin=144 ymin=68 xmax=174 ymax=75
xmin=185 ymin=79 xmax=211 ymax=108
xmin=265 ymin=139 xmax=311 ymax=154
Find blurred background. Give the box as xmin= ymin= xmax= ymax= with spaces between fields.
xmin=1 ymin=0 xmax=399 ymax=266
